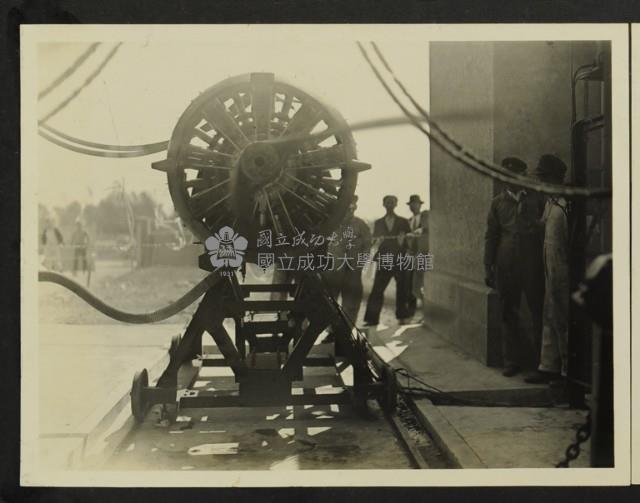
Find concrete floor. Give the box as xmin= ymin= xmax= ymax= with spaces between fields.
xmin=367 ymin=322 xmax=547 ymax=392
xmin=436 ymin=406 xmax=590 ymax=468
xmin=368 ymin=322 xmax=592 ymax=468
xmin=106 ymin=365 xmax=413 ymax=471
xmin=37 ymin=323 xmax=183 ymax=469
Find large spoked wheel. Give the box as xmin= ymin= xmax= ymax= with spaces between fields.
xmin=155 ymin=73 xmax=369 ymax=243
xmin=130 ymin=368 xmax=149 ymax=423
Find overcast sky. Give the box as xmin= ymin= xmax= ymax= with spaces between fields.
xmin=36 ymin=39 xmax=429 ymax=221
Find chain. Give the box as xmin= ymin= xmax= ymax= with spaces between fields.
xmin=556 ymin=410 xmax=591 ymax=468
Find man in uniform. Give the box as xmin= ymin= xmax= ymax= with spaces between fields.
xmin=484 ymin=157 xmax=545 ymax=377
xmin=364 ymin=195 xmax=412 ymax=326
xmin=525 ymin=154 xmax=570 ymax=384
xmin=405 ymin=194 xmax=429 ymax=320
xmin=323 ymin=195 xmax=372 ymax=340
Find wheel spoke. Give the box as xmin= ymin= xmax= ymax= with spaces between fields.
xmin=202 ymin=98 xmax=250 ymax=152
xmin=251 ymin=73 xmax=274 ymax=141
xmin=280 ymin=94 xmax=294 ymax=118
xmin=192 ymin=128 xmax=214 ymax=146
xmin=287 ymin=144 xmax=345 ymax=170
xmin=276 ymin=191 xmax=297 ymax=233
xmin=181 ymin=163 xmax=232 ymax=176
xmin=263 ymin=190 xmax=282 ymax=234
xmin=310 ymin=127 xmax=334 ymax=145
xmin=233 ymin=93 xmax=246 ymax=113
xmin=285 ymin=173 xmax=337 ymax=203
xmin=193 ymin=193 xmax=232 ymax=218
xmin=184 ymin=145 xmax=234 ymax=165
xmin=189 ymin=178 xmax=231 ymax=203
xmin=280 ymin=103 xmax=323 ymax=138
xmin=275 ymin=182 xmax=325 ymax=214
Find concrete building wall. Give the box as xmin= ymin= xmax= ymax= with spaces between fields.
xmin=425 ymin=41 xmax=601 ymax=366
xmin=425 ymin=42 xmax=501 ymax=364
xmin=492 ymin=42 xmax=573 ymax=177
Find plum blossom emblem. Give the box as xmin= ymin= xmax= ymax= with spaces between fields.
xmin=205 ymin=226 xmax=248 ymax=269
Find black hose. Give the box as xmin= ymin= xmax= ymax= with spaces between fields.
xmin=38 ymin=270 xmax=219 ymax=324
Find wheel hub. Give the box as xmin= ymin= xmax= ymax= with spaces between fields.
xmin=239 ymin=141 xmax=282 ymax=186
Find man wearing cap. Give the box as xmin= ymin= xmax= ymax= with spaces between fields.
xmin=364 ymin=195 xmax=412 ymax=326
xmin=405 ymin=194 xmax=429 ymax=319
xmin=323 ymin=195 xmax=372 ymax=340
xmin=525 ymin=154 xmax=571 ymax=384
xmin=484 ymin=157 xmax=546 ymax=377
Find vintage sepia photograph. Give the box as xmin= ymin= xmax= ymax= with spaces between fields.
xmin=20 ymin=24 xmax=630 ymax=486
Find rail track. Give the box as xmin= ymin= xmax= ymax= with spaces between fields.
xmin=101 ymin=342 xmax=451 ymax=471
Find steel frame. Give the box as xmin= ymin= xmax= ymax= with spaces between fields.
xmin=131 ymin=270 xmax=390 ymax=422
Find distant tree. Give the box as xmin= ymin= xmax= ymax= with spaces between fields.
xmin=82 ymin=203 xmax=98 ymax=227
xmin=55 ymin=201 xmax=82 ymax=229
xmin=131 ymin=191 xmax=157 ymax=220
xmin=43 ymin=188 xmax=164 ymax=241
xmin=95 ymin=191 xmax=130 ymax=237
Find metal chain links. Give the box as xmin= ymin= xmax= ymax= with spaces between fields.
xmin=556 ymin=410 xmax=591 ymax=468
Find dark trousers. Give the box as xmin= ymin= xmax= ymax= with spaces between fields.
xmin=406 ymin=269 xmax=424 ymax=318
xmin=498 ymin=264 xmax=544 ymax=368
xmin=364 ymin=267 xmax=410 ymax=324
xmin=324 ymin=269 xmax=364 ymax=327
xmin=73 ymin=248 xmax=87 ymax=274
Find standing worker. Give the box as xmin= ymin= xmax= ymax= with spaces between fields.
xmin=323 ymin=195 xmax=372 ymax=340
xmin=525 ymin=155 xmax=570 ymax=384
xmin=364 ymin=195 xmax=411 ymax=326
xmin=405 ymin=194 xmax=429 ymax=320
xmin=484 ymin=157 xmax=546 ymax=377
xmin=71 ymin=219 xmax=90 ymax=278
xmin=41 ymin=217 xmax=64 ymax=272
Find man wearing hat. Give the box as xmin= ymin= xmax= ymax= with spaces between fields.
xmin=323 ymin=195 xmax=372 ymax=340
xmin=525 ymin=154 xmax=571 ymax=384
xmin=364 ymin=195 xmax=412 ymax=326
xmin=484 ymin=157 xmax=546 ymax=377
xmin=405 ymin=194 xmax=429 ymax=319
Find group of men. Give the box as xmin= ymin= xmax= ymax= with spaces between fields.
xmin=323 ymin=193 xmax=429 ymax=335
xmin=483 ymin=154 xmax=571 ymax=384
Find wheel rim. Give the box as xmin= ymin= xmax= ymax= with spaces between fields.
xmin=161 ymin=73 xmax=362 ymax=244
xmin=131 ymin=368 xmax=149 ymax=422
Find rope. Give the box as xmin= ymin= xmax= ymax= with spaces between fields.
xmin=38 ymin=128 xmax=163 ymax=158
xmin=39 ymin=43 xmax=123 ymax=125
xmin=37 ymin=42 xmax=169 ymax=157
xmin=358 ymin=42 xmax=612 ymax=199
xmin=38 ymin=270 xmax=219 ymax=324
xmin=38 ymin=43 xmax=101 ymax=100
xmin=39 ymin=123 xmax=168 ymax=153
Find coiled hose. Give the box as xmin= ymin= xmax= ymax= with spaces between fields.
xmin=38 ymin=270 xmax=220 ymax=324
